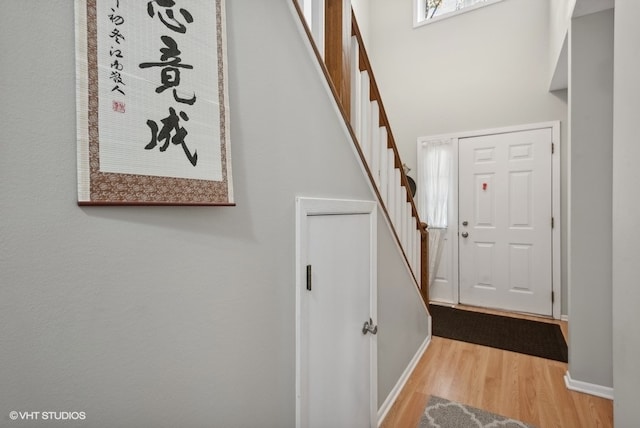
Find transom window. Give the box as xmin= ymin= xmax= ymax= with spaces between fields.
xmin=415 ymin=0 xmax=504 ymax=26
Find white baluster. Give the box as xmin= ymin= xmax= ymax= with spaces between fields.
xmin=415 ymin=227 xmax=421 ymax=279
xmin=408 ymin=222 xmax=416 ymax=272
xmin=360 ymin=72 xmax=371 ymax=160
xmin=400 ymin=199 xmax=406 ymax=253
xmin=379 ymin=128 xmax=388 ymax=206
xmin=410 ymin=222 xmax=418 ymax=276
xmin=408 ymin=218 xmax=414 ymax=271
xmin=400 ymin=186 xmax=408 ymax=252
xmin=405 ymin=202 xmax=413 ymax=260
xmin=350 ymin=37 xmax=361 ymax=142
xmin=393 ymin=168 xmax=402 ymax=232
xmin=415 ymin=224 xmax=420 ymax=273
xmin=370 ymin=101 xmax=380 ymax=185
xmin=411 ymin=223 xmax=416 ymax=273
xmin=387 ymin=151 xmax=395 ymax=222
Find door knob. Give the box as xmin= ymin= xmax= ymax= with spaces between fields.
xmin=362 ymin=318 xmax=378 ymax=335
xmin=461 ymin=232 xmax=469 ymax=238
xmin=462 ymin=221 xmax=468 ymax=226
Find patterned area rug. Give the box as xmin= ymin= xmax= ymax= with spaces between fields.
xmin=418 ymin=396 xmax=536 ymax=428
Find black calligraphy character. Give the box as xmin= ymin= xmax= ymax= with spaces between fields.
xmin=109 ymin=8 xmax=124 ymax=25
xmin=110 ymin=71 xmax=125 ymax=85
xmin=109 ymin=28 xmax=125 ymax=44
xmin=145 ymin=107 xmax=197 ymax=166
xmin=110 ymin=47 xmax=123 ymax=58
xmin=139 ymin=36 xmax=196 ymax=105
xmin=111 ymin=59 xmax=123 ymax=71
xmin=110 ymin=71 xmax=125 ymax=95
xmin=147 ymin=0 xmax=194 ymax=33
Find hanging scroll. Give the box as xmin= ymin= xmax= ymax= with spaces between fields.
xmin=75 ymin=0 xmax=233 ymax=205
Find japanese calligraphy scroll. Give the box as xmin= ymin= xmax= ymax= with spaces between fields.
xmin=75 ymin=0 xmax=233 ymax=205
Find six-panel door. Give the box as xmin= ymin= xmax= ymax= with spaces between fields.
xmin=458 ymin=129 xmax=553 ymax=316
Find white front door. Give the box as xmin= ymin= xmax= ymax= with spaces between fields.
xmin=296 ymin=198 xmax=377 ymax=428
xmin=458 ymin=129 xmax=553 ymax=316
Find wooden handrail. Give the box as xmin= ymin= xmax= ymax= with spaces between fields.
xmin=291 ymin=0 xmax=429 ymax=306
xmin=350 ymin=11 xmax=429 ymax=306
xmin=290 ymin=0 xmax=388 ymax=236
xmin=350 ymin=12 xmax=422 ymax=232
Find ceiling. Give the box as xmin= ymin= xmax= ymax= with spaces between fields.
xmin=573 ymin=0 xmax=614 ymax=18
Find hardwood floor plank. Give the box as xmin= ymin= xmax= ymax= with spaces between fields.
xmin=480 ymin=347 xmax=503 ymax=412
xmin=380 ymin=309 xmax=613 ymax=428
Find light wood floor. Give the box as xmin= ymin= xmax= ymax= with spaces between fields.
xmin=380 ymin=305 xmax=613 ymax=428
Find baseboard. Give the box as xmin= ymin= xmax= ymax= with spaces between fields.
xmin=377 ymin=335 xmax=431 ymax=427
xmin=428 ymin=300 xmax=455 ymax=307
xmin=564 ymin=371 xmax=614 ymax=400
xmin=561 ymin=315 xmax=569 ymax=322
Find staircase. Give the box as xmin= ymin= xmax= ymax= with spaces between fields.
xmin=292 ymin=0 xmax=429 ymax=306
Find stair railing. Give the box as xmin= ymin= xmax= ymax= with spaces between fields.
xmin=292 ymin=0 xmax=429 ymax=306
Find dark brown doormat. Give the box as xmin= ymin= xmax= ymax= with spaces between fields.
xmin=429 ymin=305 xmax=568 ymax=362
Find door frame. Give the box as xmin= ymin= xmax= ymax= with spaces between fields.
xmin=417 ymin=121 xmax=561 ymax=319
xmin=295 ymin=197 xmax=378 ymax=428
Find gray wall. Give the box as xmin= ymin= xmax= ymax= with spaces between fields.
xmin=0 ymin=1 xmax=428 ymax=426
xmin=567 ymin=9 xmax=613 ymax=389
xmin=376 ymin=214 xmax=429 ymax=408
xmin=352 ymin=0 xmax=372 ymax=51
xmin=368 ymin=0 xmax=569 ymax=314
xmin=613 ymin=1 xmax=640 ymax=424
xmin=548 ymin=0 xmax=575 ymax=90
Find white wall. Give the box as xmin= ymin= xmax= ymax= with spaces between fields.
xmin=0 ymin=0 xmax=429 ymax=426
xmin=376 ymin=214 xmax=429 ymax=408
xmin=613 ymin=1 xmax=640 ymax=424
xmin=368 ymin=0 xmax=569 ymax=313
xmin=352 ymin=0 xmax=372 ymax=51
xmin=549 ymin=0 xmax=575 ymax=90
xmin=567 ymin=9 xmax=613 ymax=389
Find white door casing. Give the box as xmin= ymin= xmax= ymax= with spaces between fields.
xmin=417 ymin=122 xmax=561 ymax=318
xmin=458 ymin=128 xmax=553 ymax=316
xmin=296 ymin=197 xmax=378 ymax=428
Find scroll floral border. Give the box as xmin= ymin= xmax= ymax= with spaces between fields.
xmin=78 ymin=0 xmax=233 ymax=205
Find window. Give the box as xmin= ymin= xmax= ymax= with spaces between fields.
xmin=414 ymin=0 xmax=504 ymax=26
xmin=420 ymin=140 xmax=451 ymax=229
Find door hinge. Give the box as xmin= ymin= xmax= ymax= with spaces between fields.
xmin=552 ymin=291 xmax=555 ymax=303
xmin=552 ymin=143 xmax=555 ymax=154
xmin=306 ymin=265 xmax=312 ymax=291
xmin=551 ymin=217 xmax=555 ymax=228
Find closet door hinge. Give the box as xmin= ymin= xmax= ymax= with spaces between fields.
xmin=552 ymin=143 xmax=555 ymax=154
xmin=552 ymin=291 xmax=555 ymax=303
xmin=306 ymin=265 xmax=312 ymax=291
xmin=552 ymin=217 xmax=555 ymax=228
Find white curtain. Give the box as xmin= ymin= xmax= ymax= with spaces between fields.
xmin=420 ymin=140 xmax=452 ymax=287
